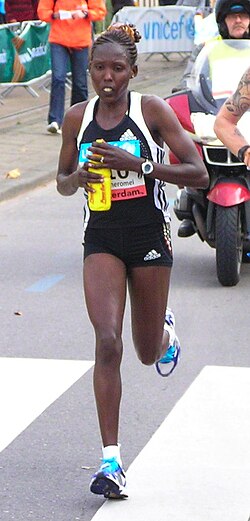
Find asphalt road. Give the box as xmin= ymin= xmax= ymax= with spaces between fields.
xmin=0 ymin=181 xmax=250 ymax=521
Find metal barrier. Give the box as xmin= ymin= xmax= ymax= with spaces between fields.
xmin=113 ymin=5 xmax=196 ymax=56
xmin=0 ymin=20 xmax=51 ymax=98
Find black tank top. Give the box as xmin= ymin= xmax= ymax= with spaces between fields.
xmin=77 ymin=91 xmax=170 ymax=229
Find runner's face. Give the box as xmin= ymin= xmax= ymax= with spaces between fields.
xmin=90 ymin=43 xmax=136 ymax=101
xmin=225 ymin=12 xmax=250 ymax=38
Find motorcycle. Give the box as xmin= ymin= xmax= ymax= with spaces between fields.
xmin=166 ymin=39 xmax=250 ymax=286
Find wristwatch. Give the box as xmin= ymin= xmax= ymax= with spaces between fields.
xmin=237 ymin=145 xmax=250 ymax=162
xmin=141 ymin=159 xmax=154 ymax=175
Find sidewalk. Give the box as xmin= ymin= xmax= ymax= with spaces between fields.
xmin=0 ymin=53 xmax=186 ymax=203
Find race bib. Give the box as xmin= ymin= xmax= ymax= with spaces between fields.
xmin=111 ymin=169 xmax=147 ymax=201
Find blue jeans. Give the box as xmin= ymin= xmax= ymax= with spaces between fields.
xmin=48 ymin=43 xmax=89 ymax=126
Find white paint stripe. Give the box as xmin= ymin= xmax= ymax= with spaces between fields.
xmin=90 ymin=366 xmax=250 ymax=521
xmin=0 ymin=358 xmax=94 ymax=453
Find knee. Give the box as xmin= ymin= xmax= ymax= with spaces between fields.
xmin=95 ymin=333 xmax=122 ymax=367
xmin=52 ymin=76 xmax=66 ymax=87
xmin=139 ymin=354 xmax=158 ymax=366
xmin=136 ymin=344 xmax=161 ymax=366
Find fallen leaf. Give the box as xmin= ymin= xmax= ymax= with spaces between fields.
xmin=5 ymin=168 xmax=21 ymax=179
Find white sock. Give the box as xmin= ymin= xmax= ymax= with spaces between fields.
xmin=102 ymin=444 xmax=122 ymax=466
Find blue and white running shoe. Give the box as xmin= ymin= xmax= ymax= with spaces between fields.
xmin=155 ymin=308 xmax=181 ymax=377
xmin=90 ymin=457 xmax=128 ymax=499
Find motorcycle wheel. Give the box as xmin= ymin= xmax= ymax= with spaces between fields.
xmin=215 ymin=205 xmax=243 ymax=287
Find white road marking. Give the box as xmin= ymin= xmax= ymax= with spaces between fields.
xmin=90 ymin=366 xmax=250 ymax=521
xmin=0 ymin=357 xmax=94 ymax=453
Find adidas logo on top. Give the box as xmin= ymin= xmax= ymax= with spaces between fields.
xmin=120 ymin=129 xmax=137 ymax=141
xmin=144 ymin=249 xmax=161 ymax=261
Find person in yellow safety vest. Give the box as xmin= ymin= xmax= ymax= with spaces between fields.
xmin=175 ymin=0 xmax=250 ymax=238
xmin=173 ymin=0 xmax=250 ymax=94
xmin=201 ymin=38 xmax=250 ymax=102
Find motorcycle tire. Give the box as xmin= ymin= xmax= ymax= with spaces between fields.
xmin=215 ymin=205 xmax=243 ymax=287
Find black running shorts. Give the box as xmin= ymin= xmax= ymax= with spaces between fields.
xmin=83 ymin=222 xmax=173 ymax=268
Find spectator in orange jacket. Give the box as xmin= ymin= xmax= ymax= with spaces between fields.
xmin=37 ymin=0 xmax=107 ymax=134
xmin=5 ymin=0 xmax=38 ymax=22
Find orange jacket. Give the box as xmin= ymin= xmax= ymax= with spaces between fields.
xmin=37 ymin=0 xmax=107 ymax=48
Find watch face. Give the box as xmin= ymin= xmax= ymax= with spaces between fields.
xmin=142 ymin=160 xmax=153 ymax=174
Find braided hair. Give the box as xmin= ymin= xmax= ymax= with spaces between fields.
xmin=90 ymin=23 xmax=141 ymax=66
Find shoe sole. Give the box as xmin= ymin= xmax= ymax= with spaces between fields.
xmin=90 ymin=476 xmax=128 ymax=499
xmin=47 ymin=127 xmax=61 ymax=135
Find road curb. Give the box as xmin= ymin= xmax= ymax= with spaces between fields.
xmin=0 ymin=168 xmax=56 ymax=203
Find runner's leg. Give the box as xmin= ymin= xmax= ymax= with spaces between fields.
xmin=84 ymin=253 xmax=127 ymax=446
xmin=128 ymin=265 xmax=171 ymax=364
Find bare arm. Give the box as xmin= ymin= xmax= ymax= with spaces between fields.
xmin=142 ymin=95 xmax=209 ymax=188
xmin=214 ymin=67 xmax=250 ymax=166
xmin=56 ymin=103 xmax=107 ymax=196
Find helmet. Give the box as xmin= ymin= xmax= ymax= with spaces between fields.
xmin=215 ymin=0 xmax=250 ymax=23
xmin=215 ymin=0 xmax=250 ymax=38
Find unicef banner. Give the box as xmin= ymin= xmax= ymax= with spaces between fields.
xmin=0 ymin=22 xmax=50 ymax=84
xmin=114 ymin=6 xmax=195 ymax=54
